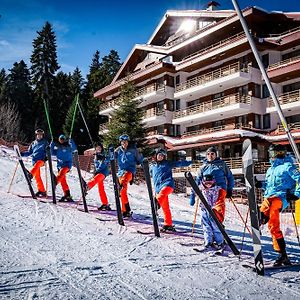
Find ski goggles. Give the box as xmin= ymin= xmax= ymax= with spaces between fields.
xmin=268 ymin=149 xmax=286 ymax=158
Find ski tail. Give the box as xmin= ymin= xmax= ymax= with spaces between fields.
xmin=46 ymin=146 xmax=56 ymax=204
xmin=142 ymin=158 xmax=160 ymax=237
xmin=13 ymin=145 xmax=37 ymax=199
xmin=108 ymin=146 xmax=124 ymax=226
xmin=73 ymin=150 xmax=89 ymax=213
xmin=185 ymin=171 xmax=240 ymax=256
xmin=242 ymin=139 xmax=264 ymax=276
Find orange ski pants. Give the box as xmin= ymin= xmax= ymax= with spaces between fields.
xmin=30 ymin=160 xmax=46 ymax=192
xmin=213 ymin=188 xmax=227 ymax=223
xmin=156 ymin=186 xmax=174 ymax=226
xmin=56 ymin=167 xmax=70 ymax=194
xmin=119 ymin=172 xmax=133 ymax=212
xmin=260 ymin=197 xmax=283 ymax=252
xmin=88 ymin=173 xmax=108 ymax=205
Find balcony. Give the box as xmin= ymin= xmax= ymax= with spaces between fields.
xmin=142 ymin=108 xmax=173 ymax=127
xmin=173 ymin=93 xmax=252 ymax=125
xmin=182 ymin=125 xmax=226 ymax=137
xmin=273 ymin=121 xmax=300 ymax=134
xmin=267 ymin=56 xmax=300 ymax=83
xmin=99 ymin=98 xmax=122 ymax=115
xmin=175 ymin=62 xmax=250 ymax=99
xmin=99 ymin=123 xmax=109 ymax=135
xmin=134 ymin=83 xmax=174 ymax=107
xmin=267 ymin=89 xmax=300 ymax=114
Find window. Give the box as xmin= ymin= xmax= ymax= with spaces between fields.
xmin=175 ymin=75 xmax=180 ymax=85
xmin=254 ymin=84 xmax=261 ymax=98
xmin=175 ymin=99 xmax=181 ymax=110
xmin=238 ymin=85 xmax=248 ymax=96
xmin=262 ymin=54 xmax=269 ymax=68
xmin=157 ymin=125 xmax=164 ymax=134
xmin=262 ymin=84 xmax=270 ymax=98
xmin=254 ymin=114 xmax=261 ymax=129
xmin=283 ymin=81 xmax=300 ymax=93
xmin=263 ymin=114 xmax=270 ymax=129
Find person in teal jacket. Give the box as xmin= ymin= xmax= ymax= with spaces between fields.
xmin=115 ymin=134 xmax=143 ymax=217
xmin=50 ymin=134 xmax=76 ymax=201
xmin=260 ymin=144 xmax=300 ymax=266
xmin=150 ymin=148 xmax=192 ymax=232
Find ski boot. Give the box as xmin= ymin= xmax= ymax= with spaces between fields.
xmin=274 ymin=238 xmax=291 ymax=266
xmin=160 ymin=225 xmax=176 ymax=232
xmin=59 ymin=190 xmax=73 ymax=202
xmin=35 ymin=191 xmax=47 ymax=197
xmin=122 ymin=203 xmax=132 ymax=218
xmin=98 ymin=204 xmax=112 ymax=211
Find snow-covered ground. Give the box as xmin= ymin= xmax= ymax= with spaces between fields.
xmin=0 ymin=145 xmax=300 ymax=300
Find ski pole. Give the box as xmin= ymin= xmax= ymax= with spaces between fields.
xmin=291 ymin=208 xmax=300 ymax=247
xmin=7 ymin=161 xmax=19 ymax=193
xmin=45 ymin=163 xmax=48 ymax=199
xmin=69 ymin=94 xmax=79 ymax=140
xmin=230 ymin=197 xmax=252 ymax=235
xmin=42 ymin=98 xmax=54 ymax=140
xmin=192 ymin=197 xmax=200 ymax=233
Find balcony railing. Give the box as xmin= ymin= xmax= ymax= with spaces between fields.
xmin=267 ymin=55 xmax=300 ymax=70
xmin=99 ymin=98 xmax=122 ymax=112
xmin=143 ymin=108 xmax=167 ymax=119
xmin=183 ymin=125 xmax=226 ymax=137
xmin=134 ymin=83 xmax=165 ymax=99
xmin=183 ymin=32 xmax=246 ymax=61
xmin=174 ymin=93 xmax=251 ymax=119
xmin=276 ymin=121 xmax=300 ymax=133
xmin=268 ymin=89 xmax=300 ymax=107
xmin=99 ymin=123 xmax=108 ymax=132
xmin=264 ymin=25 xmax=300 ymax=38
xmin=176 ymin=62 xmax=248 ymax=93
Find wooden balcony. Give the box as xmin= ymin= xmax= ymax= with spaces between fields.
xmin=134 ymin=83 xmax=165 ymax=98
xmin=182 ymin=125 xmax=226 ymax=137
xmin=276 ymin=121 xmax=300 ymax=133
xmin=267 ymin=89 xmax=300 ymax=108
xmin=173 ymin=93 xmax=251 ymax=120
xmin=175 ymin=62 xmax=248 ymax=94
xmin=99 ymin=98 xmax=122 ymax=114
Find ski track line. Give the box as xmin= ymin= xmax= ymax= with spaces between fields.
xmin=0 ymin=235 xmax=108 ymax=299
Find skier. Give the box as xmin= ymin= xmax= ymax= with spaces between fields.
xmin=114 ymin=134 xmax=143 ymax=217
xmin=190 ymin=146 xmax=234 ymax=223
xmin=259 ymin=144 xmax=300 ymax=266
xmin=50 ymin=134 xmax=76 ymax=202
xmin=190 ymin=174 xmax=224 ymax=250
xmin=150 ymin=148 xmax=192 ymax=232
xmin=21 ymin=129 xmax=48 ymax=197
xmin=83 ymin=143 xmax=111 ymax=210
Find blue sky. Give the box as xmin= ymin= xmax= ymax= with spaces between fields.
xmin=1 ymin=0 xmax=299 ymax=78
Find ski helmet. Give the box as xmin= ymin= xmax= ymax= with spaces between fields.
xmin=119 ymin=134 xmax=130 ymax=142
xmin=202 ymin=174 xmax=216 ymax=187
xmin=268 ymin=144 xmax=286 ymax=158
xmin=206 ymin=146 xmax=217 ymax=155
xmin=155 ymin=148 xmax=167 ymax=157
xmin=59 ymin=134 xmax=66 ymax=141
xmin=35 ymin=128 xmax=44 ymax=135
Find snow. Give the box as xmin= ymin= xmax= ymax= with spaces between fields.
xmin=0 ymin=145 xmax=300 ymax=299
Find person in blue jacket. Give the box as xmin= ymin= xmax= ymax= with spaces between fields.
xmin=83 ymin=143 xmax=111 ymax=210
xmin=50 ymin=134 xmax=76 ymax=201
xmin=260 ymin=144 xmax=300 ymax=266
xmin=21 ymin=129 xmax=48 ymax=197
xmin=115 ymin=134 xmax=143 ymax=217
xmin=190 ymin=146 xmax=234 ymax=223
xmin=150 ymin=148 xmax=192 ymax=232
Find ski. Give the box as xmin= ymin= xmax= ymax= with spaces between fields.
xmin=46 ymin=145 xmax=56 ymax=204
xmin=73 ymin=150 xmax=88 ymax=213
xmin=108 ymin=146 xmax=124 ymax=226
xmin=242 ymin=261 xmax=300 ymax=271
xmin=13 ymin=145 xmax=37 ymax=199
xmin=185 ymin=171 xmax=240 ymax=255
xmin=142 ymin=158 xmax=160 ymax=237
xmin=242 ymin=139 xmax=265 ymax=276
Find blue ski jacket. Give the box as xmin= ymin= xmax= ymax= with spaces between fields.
xmin=264 ymin=155 xmax=300 ymax=210
xmin=115 ymin=145 xmax=143 ymax=177
xmin=50 ymin=139 xmax=77 ymax=170
xmin=195 ymin=157 xmax=234 ymax=194
xmin=94 ymin=151 xmax=110 ymax=177
xmin=150 ymin=159 xmax=192 ymax=193
xmin=21 ymin=138 xmax=48 ymax=165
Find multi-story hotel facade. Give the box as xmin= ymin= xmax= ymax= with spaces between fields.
xmin=95 ymin=3 xmax=300 ymax=185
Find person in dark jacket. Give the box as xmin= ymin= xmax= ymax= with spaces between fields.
xmin=83 ymin=143 xmax=111 ymax=210
xmin=21 ymin=129 xmax=48 ymax=197
xmin=115 ymin=134 xmax=143 ymax=217
xmin=190 ymin=146 xmax=234 ymax=223
xmin=50 ymin=134 xmax=76 ymax=201
xmin=150 ymin=148 xmax=192 ymax=232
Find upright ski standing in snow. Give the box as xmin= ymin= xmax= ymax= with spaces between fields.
xmin=14 ymin=145 xmax=37 ymax=199
xmin=142 ymin=158 xmax=160 ymax=237
xmin=185 ymin=171 xmax=240 ymax=255
xmin=242 ymin=139 xmax=265 ymax=276
xmin=73 ymin=150 xmax=89 ymax=213
xmin=46 ymin=145 xmax=56 ymax=204
xmin=108 ymin=146 xmax=124 ymax=226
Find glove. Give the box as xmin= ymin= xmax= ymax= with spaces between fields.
xmin=189 ymin=193 xmax=196 ymax=206
xmin=286 ymin=191 xmax=299 ymax=201
xmin=254 ymin=177 xmax=262 ymax=188
xmin=226 ymin=190 xmax=232 ymax=198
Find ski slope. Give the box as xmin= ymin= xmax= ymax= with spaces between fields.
xmin=0 ymin=145 xmax=300 ymax=299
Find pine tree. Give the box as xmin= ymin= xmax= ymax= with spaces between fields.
xmin=6 ymin=61 xmax=34 ymax=141
xmin=0 ymin=69 xmax=8 ymax=105
xmin=101 ymin=50 xmax=121 ymax=86
xmin=103 ymin=79 xmax=147 ymax=149
xmin=30 ymin=21 xmax=60 ymax=134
